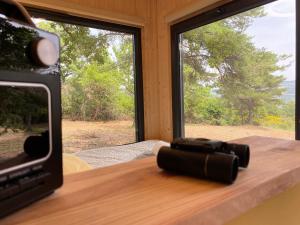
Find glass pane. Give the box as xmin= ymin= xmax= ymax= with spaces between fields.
xmin=33 ymin=18 xmax=136 ymax=153
xmin=181 ymin=0 xmax=295 ymax=140
xmin=0 ymin=84 xmax=50 ymax=171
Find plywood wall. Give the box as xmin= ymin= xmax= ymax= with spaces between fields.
xmin=17 ymin=0 xmax=225 ymax=141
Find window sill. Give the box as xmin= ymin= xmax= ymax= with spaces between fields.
xmin=2 ymin=136 xmax=300 ymax=225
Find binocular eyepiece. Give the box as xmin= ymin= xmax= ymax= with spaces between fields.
xmin=156 ymin=138 xmax=250 ymax=184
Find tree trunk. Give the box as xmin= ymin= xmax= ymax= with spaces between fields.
xmin=26 ymin=113 xmax=32 ymax=131
xmin=247 ymin=100 xmax=254 ymax=125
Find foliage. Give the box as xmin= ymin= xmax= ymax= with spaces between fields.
xmin=0 ymin=19 xmax=39 ymax=70
xmin=62 ymin=62 xmax=132 ymax=121
xmin=181 ymin=6 xmax=293 ymax=129
xmin=260 ymin=101 xmax=295 ymax=131
xmin=36 ymin=20 xmax=135 ymax=121
xmin=0 ymin=87 xmax=48 ymax=134
xmin=30 ymin=7 xmax=294 ymax=131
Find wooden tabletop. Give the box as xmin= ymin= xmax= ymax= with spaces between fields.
xmin=2 ymin=136 xmax=300 ymax=225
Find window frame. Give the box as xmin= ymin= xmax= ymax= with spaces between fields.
xmin=171 ymin=0 xmax=299 ymax=139
xmin=27 ymin=7 xmax=145 ymax=142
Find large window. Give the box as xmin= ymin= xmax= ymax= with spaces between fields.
xmin=29 ymin=9 xmax=144 ymax=154
xmin=172 ymin=0 xmax=298 ymax=140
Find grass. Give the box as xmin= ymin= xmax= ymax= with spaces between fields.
xmin=62 ymin=120 xmax=136 ymax=153
xmin=185 ymin=123 xmax=295 ymax=141
xmin=62 ymin=120 xmax=294 ymax=153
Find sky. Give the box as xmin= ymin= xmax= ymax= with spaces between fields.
xmin=246 ymin=0 xmax=296 ymax=81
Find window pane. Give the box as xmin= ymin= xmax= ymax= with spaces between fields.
xmin=33 ymin=18 xmax=136 ymax=153
xmin=181 ymin=0 xmax=295 ymax=140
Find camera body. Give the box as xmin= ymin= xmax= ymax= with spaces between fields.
xmin=0 ymin=4 xmax=63 ymax=218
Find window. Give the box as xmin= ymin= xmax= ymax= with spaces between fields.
xmin=29 ymin=9 xmax=144 ymax=154
xmin=172 ymin=0 xmax=298 ymax=140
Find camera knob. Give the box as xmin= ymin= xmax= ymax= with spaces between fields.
xmin=30 ymin=38 xmax=59 ymax=67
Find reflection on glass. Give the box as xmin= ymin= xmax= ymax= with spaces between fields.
xmin=0 ymin=18 xmax=38 ymax=70
xmin=0 ymin=17 xmax=60 ymax=75
xmin=0 ymin=85 xmax=49 ymax=170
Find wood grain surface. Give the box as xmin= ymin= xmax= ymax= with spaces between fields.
xmin=2 ymin=136 xmax=300 ymax=225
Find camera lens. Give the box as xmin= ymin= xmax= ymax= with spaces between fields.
xmin=24 ymin=135 xmax=49 ymax=158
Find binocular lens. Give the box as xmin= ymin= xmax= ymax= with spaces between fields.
xmin=24 ymin=135 xmax=49 ymax=158
xmin=227 ymin=144 xmax=250 ymax=168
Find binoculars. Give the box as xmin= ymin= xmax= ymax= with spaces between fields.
xmin=157 ymin=138 xmax=250 ymax=184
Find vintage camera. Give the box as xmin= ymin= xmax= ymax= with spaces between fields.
xmin=157 ymin=138 xmax=250 ymax=184
xmin=0 ymin=0 xmax=62 ymax=217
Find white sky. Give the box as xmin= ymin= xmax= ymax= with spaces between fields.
xmin=246 ymin=0 xmax=296 ymax=81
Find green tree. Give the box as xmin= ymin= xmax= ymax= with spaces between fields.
xmin=0 ymin=87 xmax=48 ymax=134
xmin=181 ymin=6 xmax=289 ymax=125
xmin=63 ymin=62 xmax=124 ymax=121
xmin=113 ymin=36 xmax=135 ymax=117
xmin=36 ymin=20 xmax=135 ymax=121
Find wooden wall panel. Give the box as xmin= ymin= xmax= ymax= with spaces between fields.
xmin=139 ymin=0 xmax=160 ymax=140
xmin=18 ymin=0 xmax=146 ymax=26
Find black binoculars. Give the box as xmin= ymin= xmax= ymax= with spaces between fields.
xmin=156 ymin=138 xmax=250 ymax=184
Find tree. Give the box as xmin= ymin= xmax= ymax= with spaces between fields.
xmin=181 ymin=6 xmax=289 ymax=125
xmin=62 ymin=62 xmax=124 ymax=121
xmin=36 ymin=20 xmax=135 ymax=121
xmin=0 ymin=19 xmax=39 ymax=70
xmin=218 ymin=48 xmax=286 ymax=124
xmin=113 ymin=35 xmax=135 ymax=117
xmin=0 ymin=87 xmax=48 ymax=134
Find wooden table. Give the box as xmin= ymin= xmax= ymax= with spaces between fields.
xmin=2 ymin=136 xmax=300 ymax=225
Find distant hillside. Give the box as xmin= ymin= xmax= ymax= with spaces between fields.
xmin=281 ymin=80 xmax=295 ymax=102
